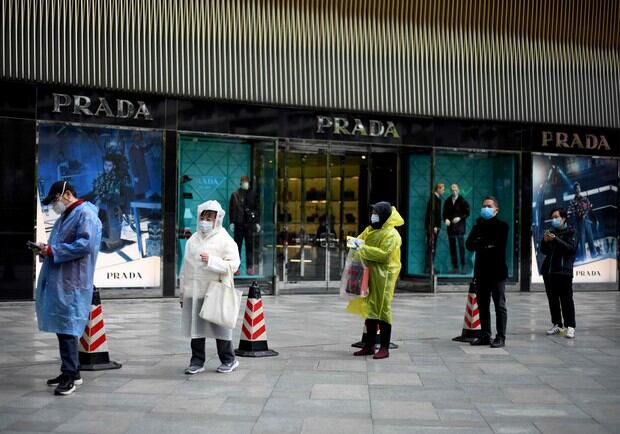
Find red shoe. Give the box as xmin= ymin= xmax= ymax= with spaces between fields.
xmin=353 ymin=346 xmax=375 ymax=356
xmin=373 ymin=347 xmax=389 ymax=359
xmin=234 ymin=270 xmax=241 ymax=276
xmin=247 ymin=267 xmax=255 ymax=275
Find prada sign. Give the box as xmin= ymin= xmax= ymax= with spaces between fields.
xmin=541 ymin=130 xmax=611 ymax=152
xmin=316 ymin=116 xmax=400 ymax=138
xmin=52 ymin=93 xmax=153 ymax=120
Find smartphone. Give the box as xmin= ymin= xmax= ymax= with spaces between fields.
xmin=26 ymin=241 xmax=41 ymax=251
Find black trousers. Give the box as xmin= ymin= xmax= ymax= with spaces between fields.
xmin=423 ymin=231 xmax=438 ymax=273
xmin=233 ymin=223 xmax=256 ymax=268
xmin=57 ymin=334 xmax=79 ymax=376
xmin=448 ymin=235 xmax=466 ymax=269
xmin=363 ymin=319 xmax=392 ymax=348
xmin=190 ymin=338 xmax=235 ymax=366
xmin=475 ymin=280 xmax=507 ymax=340
xmin=543 ymin=274 xmax=576 ymax=328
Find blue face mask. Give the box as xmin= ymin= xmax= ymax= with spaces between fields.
xmin=480 ymin=207 xmax=495 ymax=220
xmin=551 ymin=218 xmax=563 ymax=229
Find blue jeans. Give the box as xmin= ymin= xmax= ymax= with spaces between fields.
xmin=57 ymin=334 xmax=79 ymax=376
xmin=575 ymin=218 xmax=595 ymax=261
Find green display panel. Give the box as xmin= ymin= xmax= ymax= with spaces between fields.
xmin=178 ymin=136 xmax=251 ymax=273
xmin=407 ymin=153 xmax=515 ymax=278
xmin=406 ymin=154 xmax=431 ymax=275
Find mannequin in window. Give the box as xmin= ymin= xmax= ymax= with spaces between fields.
xmin=443 ymin=183 xmax=470 ymax=274
xmin=424 ymin=183 xmax=445 ymax=274
xmin=229 ymin=176 xmax=260 ymax=275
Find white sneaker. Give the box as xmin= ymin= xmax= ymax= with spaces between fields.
xmin=216 ymin=360 xmax=239 ymax=373
xmin=184 ymin=365 xmax=205 ymax=375
xmin=565 ymin=327 xmax=575 ymax=339
xmin=546 ymin=325 xmax=563 ymax=335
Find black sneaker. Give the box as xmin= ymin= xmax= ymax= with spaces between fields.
xmin=490 ymin=337 xmax=505 ymax=348
xmin=470 ymin=336 xmax=491 ymax=346
xmin=47 ymin=373 xmax=82 ymax=387
xmin=54 ymin=374 xmax=77 ymax=396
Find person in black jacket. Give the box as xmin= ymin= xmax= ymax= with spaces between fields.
xmin=466 ymin=196 xmax=509 ymax=348
xmin=424 ymin=183 xmax=445 ymax=274
xmin=229 ymin=176 xmax=260 ymax=275
xmin=443 ymin=184 xmax=470 ymax=274
xmin=540 ymin=208 xmax=577 ymax=339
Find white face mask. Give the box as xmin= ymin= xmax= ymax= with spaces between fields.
xmin=370 ymin=214 xmax=380 ymax=224
xmin=241 ymin=182 xmax=250 ymax=190
xmin=52 ymin=201 xmax=66 ymax=215
xmin=199 ymin=220 xmax=214 ymax=233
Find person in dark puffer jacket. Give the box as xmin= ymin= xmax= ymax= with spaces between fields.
xmin=540 ymin=208 xmax=578 ymax=339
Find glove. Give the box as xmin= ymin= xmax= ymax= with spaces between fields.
xmin=452 ymin=217 xmax=461 ymax=224
xmin=256 ymin=224 xmax=261 ymax=232
xmin=347 ymin=237 xmax=364 ymax=250
xmin=444 ymin=219 xmax=451 ymax=226
xmin=230 ymin=223 xmax=235 ymax=231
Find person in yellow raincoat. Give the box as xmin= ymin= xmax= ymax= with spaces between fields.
xmin=347 ymin=201 xmax=404 ymax=359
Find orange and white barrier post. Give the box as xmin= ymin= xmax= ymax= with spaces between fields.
xmin=235 ymin=281 xmax=278 ymax=357
xmin=78 ymin=288 xmax=122 ymax=370
xmin=452 ymin=280 xmax=481 ymax=343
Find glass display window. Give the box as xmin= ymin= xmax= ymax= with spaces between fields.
xmin=36 ymin=122 xmax=164 ymax=289
xmin=177 ymin=135 xmax=276 ymax=285
xmin=407 ymin=150 xmax=518 ymax=283
xmin=532 ymin=154 xmax=618 ymax=286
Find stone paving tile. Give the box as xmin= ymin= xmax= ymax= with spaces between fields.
xmin=371 ymin=400 xmax=438 ymax=420
xmin=487 ymin=421 xmax=542 ymax=433
xmin=502 ymin=386 xmax=571 ymax=404
xmin=252 ymin=415 xmax=304 ymax=433
xmin=0 ymin=292 xmax=618 ymax=433
xmin=301 ymin=416 xmax=373 ymax=434
xmin=262 ymin=397 xmax=371 ymax=417
xmin=476 ymin=403 xmax=592 ymax=420
xmin=310 ymin=384 xmax=369 ymax=400
xmin=533 ymin=421 xmax=612 ymax=434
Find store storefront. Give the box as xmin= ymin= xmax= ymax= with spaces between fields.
xmin=0 ymin=81 xmax=618 ymax=300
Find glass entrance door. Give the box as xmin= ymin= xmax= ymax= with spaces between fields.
xmin=277 ymin=141 xmax=370 ymax=292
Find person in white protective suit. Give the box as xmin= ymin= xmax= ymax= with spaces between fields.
xmin=180 ymin=200 xmax=241 ymax=374
xmin=36 ymin=181 xmax=102 ymax=396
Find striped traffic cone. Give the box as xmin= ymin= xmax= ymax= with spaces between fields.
xmin=351 ymin=321 xmax=399 ymax=349
xmin=78 ymin=288 xmax=122 ymax=371
xmin=452 ymin=280 xmax=481 ymax=342
xmin=235 ymin=281 xmax=278 ymax=357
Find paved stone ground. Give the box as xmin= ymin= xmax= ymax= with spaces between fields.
xmin=0 ymin=291 xmax=618 ymax=433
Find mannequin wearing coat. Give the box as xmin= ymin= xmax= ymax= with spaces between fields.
xmin=180 ymin=200 xmax=241 ymax=374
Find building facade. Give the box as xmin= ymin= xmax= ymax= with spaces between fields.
xmin=1 ymin=0 xmax=618 ymax=299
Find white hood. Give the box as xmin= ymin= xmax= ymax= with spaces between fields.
xmin=196 ymin=200 xmax=225 ymax=236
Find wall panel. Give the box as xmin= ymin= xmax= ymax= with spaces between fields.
xmin=1 ymin=0 xmax=618 ymax=127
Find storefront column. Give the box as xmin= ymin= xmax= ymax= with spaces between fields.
xmin=162 ymin=129 xmax=178 ymax=297
xmin=520 ymin=152 xmax=533 ymax=292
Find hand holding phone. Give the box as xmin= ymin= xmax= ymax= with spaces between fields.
xmin=26 ymin=241 xmax=41 ymax=251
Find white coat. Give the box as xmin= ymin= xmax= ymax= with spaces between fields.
xmin=180 ymin=200 xmax=240 ymax=340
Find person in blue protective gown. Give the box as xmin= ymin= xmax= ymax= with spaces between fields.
xmin=36 ymin=181 xmax=102 ymax=396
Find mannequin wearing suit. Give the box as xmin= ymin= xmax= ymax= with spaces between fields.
xmin=443 ymin=183 xmax=470 ymax=274
xmin=424 ymin=183 xmax=445 ymax=274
